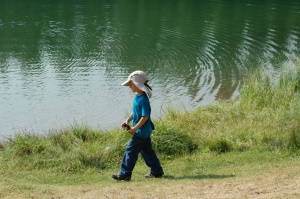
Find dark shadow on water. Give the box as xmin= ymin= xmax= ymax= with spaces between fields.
xmin=162 ymin=174 xmax=235 ymax=180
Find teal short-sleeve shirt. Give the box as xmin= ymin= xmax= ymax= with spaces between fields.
xmin=132 ymin=93 xmax=155 ymax=138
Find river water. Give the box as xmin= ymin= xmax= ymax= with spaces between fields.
xmin=1 ymin=0 xmax=300 ymax=138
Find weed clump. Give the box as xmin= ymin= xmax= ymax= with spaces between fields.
xmin=288 ymin=128 xmax=300 ymax=150
xmin=5 ymin=134 xmax=53 ymax=157
xmin=207 ymin=139 xmax=232 ymax=153
xmin=0 ymin=142 xmax=5 ymax=151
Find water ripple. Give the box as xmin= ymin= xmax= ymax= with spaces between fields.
xmin=1 ymin=0 xmax=300 ymax=137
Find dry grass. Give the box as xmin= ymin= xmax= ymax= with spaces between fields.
xmin=1 ymin=162 xmax=299 ymax=199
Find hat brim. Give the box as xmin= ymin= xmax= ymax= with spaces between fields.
xmin=121 ymin=78 xmax=130 ymax=86
xmin=121 ymin=77 xmax=152 ymax=98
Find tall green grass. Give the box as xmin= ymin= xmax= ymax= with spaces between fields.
xmin=165 ymin=63 xmax=300 ymax=153
xmin=0 ymin=124 xmax=198 ymax=172
xmin=0 ymin=62 xmax=299 ymax=173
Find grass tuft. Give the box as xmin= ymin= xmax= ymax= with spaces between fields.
xmin=152 ymin=121 xmax=198 ymax=157
xmin=288 ymin=127 xmax=300 ymax=150
xmin=207 ymin=139 xmax=232 ymax=153
xmin=0 ymin=142 xmax=5 ymax=151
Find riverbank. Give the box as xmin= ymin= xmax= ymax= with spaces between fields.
xmin=0 ymin=63 xmax=299 ymax=198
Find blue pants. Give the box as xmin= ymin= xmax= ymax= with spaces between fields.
xmin=120 ymin=135 xmax=163 ymax=176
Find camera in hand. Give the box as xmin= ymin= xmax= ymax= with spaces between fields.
xmin=122 ymin=123 xmax=131 ymax=130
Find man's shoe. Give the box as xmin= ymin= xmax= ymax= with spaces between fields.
xmin=112 ymin=173 xmax=131 ymax=181
xmin=145 ymin=172 xmax=164 ymax=178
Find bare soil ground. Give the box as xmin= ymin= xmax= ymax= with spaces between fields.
xmin=65 ymin=167 xmax=300 ymax=199
xmin=2 ymin=165 xmax=299 ymax=199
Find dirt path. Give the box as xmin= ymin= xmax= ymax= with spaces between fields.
xmin=54 ymin=166 xmax=300 ymax=199
xmin=1 ymin=165 xmax=299 ymax=199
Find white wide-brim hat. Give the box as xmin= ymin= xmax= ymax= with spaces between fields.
xmin=121 ymin=70 xmax=152 ymax=98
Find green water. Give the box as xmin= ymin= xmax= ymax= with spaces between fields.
xmin=1 ymin=0 xmax=300 ymax=137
